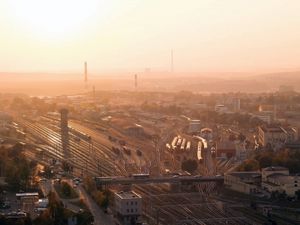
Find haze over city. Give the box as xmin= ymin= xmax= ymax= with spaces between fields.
xmin=1 ymin=1 xmax=300 ymax=225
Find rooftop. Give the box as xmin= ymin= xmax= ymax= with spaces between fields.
xmin=262 ymin=166 xmax=288 ymax=172
xmin=16 ymin=192 xmax=39 ymax=197
xmin=115 ymin=191 xmax=142 ymax=200
xmin=260 ymin=126 xmax=286 ymax=133
xmin=227 ymin=172 xmax=261 ymax=179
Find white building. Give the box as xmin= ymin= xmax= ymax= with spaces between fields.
xmin=114 ymin=191 xmax=142 ymax=225
xmin=215 ymin=104 xmax=228 ymax=113
xmin=261 ymin=167 xmax=300 ymax=197
xmin=232 ymin=98 xmax=240 ymax=112
xmin=188 ymin=120 xmax=201 ymax=134
xmin=261 ymin=166 xmax=289 ymax=182
xmin=252 ymin=112 xmax=273 ymax=124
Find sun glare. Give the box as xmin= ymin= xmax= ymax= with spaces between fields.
xmin=8 ymin=0 xmax=105 ymax=40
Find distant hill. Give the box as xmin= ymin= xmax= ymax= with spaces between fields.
xmin=0 ymin=70 xmax=299 ymax=95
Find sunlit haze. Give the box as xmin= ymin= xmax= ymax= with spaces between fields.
xmin=1 ymin=0 xmax=300 ymax=73
xmin=1 ymin=1 xmax=300 ymax=224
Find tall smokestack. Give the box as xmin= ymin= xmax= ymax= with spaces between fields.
xmin=93 ymin=85 xmax=95 ymax=99
xmin=171 ymin=49 xmax=174 ymax=73
xmin=134 ymin=74 xmax=137 ymax=90
xmin=84 ymin=61 xmax=88 ymax=83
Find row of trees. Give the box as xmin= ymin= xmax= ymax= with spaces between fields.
xmin=33 ymin=192 xmax=93 ymax=225
xmin=140 ymin=102 xmax=183 ymax=115
xmin=0 ymin=143 xmax=35 ymax=191
xmin=84 ymin=177 xmax=112 ymax=210
xmin=9 ymin=97 xmax=57 ymax=115
xmin=238 ymin=149 xmax=300 ymax=173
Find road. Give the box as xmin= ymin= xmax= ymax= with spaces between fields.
xmin=77 ymin=185 xmax=114 ymax=225
xmin=39 ymin=178 xmax=114 ymax=224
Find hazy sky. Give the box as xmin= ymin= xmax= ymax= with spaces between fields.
xmin=1 ymin=0 xmax=300 ymax=74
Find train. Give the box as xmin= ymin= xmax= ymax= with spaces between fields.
xmin=69 ymin=127 xmax=91 ymax=142
xmin=186 ymin=141 xmax=191 ymax=151
xmin=132 ymin=173 xmax=150 ymax=179
xmin=180 ymin=138 xmax=186 ymax=151
xmin=176 ymin=137 xmax=182 ymax=146
xmin=197 ymin=141 xmax=203 ymax=160
xmin=171 ymin=136 xmax=178 ymax=149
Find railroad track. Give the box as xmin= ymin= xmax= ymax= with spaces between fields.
xmin=16 ymin=118 xmax=120 ymax=176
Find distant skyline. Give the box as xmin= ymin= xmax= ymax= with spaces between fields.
xmin=1 ymin=0 xmax=300 ymax=74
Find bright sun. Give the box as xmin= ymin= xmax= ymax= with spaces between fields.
xmin=8 ymin=0 xmax=105 ymax=40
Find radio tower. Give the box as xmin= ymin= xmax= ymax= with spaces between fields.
xmin=84 ymin=61 xmax=88 ymax=89
xmin=171 ymin=49 xmax=174 ymax=73
xmin=134 ymin=74 xmax=137 ymax=91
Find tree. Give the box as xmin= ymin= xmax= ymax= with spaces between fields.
xmin=237 ymin=159 xmax=260 ymax=171
xmin=61 ymin=182 xmax=71 ymax=197
xmin=43 ymin=165 xmax=53 ymax=178
xmin=62 ymin=161 xmax=72 ymax=173
xmin=83 ymin=176 xmax=97 ymax=193
xmin=238 ymin=133 xmax=246 ymax=142
xmin=181 ymin=159 xmax=198 ymax=174
xmin=228 ymin=134 xmax=236 ymax=142
xmin=295 ymin=190 xmax=300 ymax=201
xmin=47 ymin=191 xmax=65 ymax=224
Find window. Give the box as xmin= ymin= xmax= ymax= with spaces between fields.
xmin=127 ymin=209 xmax=129 ymax=213
xmin=131 ymin=201 xmax=133 ymax=205
xmin=131 ymin=209 xmax=133 ymax=213
xmin=294 ymin=184 xmax=298 ymax=187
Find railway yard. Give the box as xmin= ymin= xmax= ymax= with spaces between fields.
xmin=3 ymin=89 xmax=299 ymax=225
xmin=2 ymin=111 xmax=270 ymax=225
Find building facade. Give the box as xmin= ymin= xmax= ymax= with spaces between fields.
xmin=224 ymin=172 xmax=261 ymax=194
xmin=261 ymin=167 xmax=300 ymax=197
xmin=258 ymin=126 xmax=298 ymax=149
xmin=114 ymin=191 xmax=142 ymax=225
xmin=261 ymin=166 xmax=289 ymax=181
